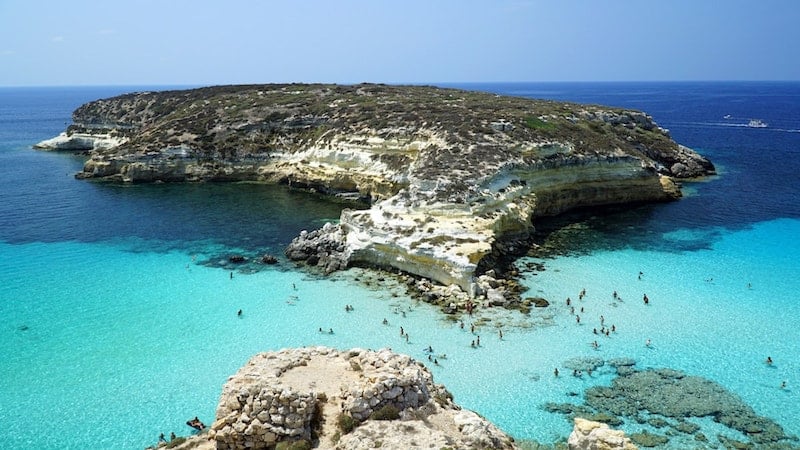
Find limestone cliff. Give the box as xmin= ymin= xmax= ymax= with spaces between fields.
xmin=36 ymin=84 xmax=714 ymax=296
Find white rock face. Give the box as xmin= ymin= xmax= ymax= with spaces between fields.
xmin=33 ymin=132 xmax=127 ymax=150
xmin=568 ymin=417 xmax=637 ymax=450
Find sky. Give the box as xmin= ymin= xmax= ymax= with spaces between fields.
xmin=1 ymin=0 xmax=799 ymax=86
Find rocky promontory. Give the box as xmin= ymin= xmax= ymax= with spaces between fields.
xmin=150 ymin=347 xmax=634 ymax=450
xmin=36 ymin=83 xmax=714 ymax=299
xmin=161 ymin=346 xmax=516 ymax=450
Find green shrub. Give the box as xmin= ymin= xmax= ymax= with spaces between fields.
xmin=524 ymin=116 xmax=556 ymax=131
xmin=370 ymin=404 xmax=400 ymax=421
xmin=275 ymin=440 xmax=312 ymax=450
xmin=337 ymin=413 xmax=358 ymax=434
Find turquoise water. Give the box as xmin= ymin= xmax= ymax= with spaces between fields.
xmin=3 ymin=221 xmax=798 ymax=448
xmin=1 ymin=84 xmax=799 ymax=448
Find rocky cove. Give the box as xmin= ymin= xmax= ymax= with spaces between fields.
xmin=34 ymin=83 xmax=714 ymax=311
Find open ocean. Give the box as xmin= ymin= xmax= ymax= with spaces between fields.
xmin=1 ymin=82 xmax=798 ymax=449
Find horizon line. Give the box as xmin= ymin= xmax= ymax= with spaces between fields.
xmin=2 ymin=79 xmax=799 ymax=89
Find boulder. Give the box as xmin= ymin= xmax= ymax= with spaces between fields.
xmin=568 ymin=417 xmax=637 ymax=450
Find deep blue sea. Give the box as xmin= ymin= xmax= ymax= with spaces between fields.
xmin=1 ymin=83 xmax=798 ymax=449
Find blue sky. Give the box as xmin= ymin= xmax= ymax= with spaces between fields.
xmin=1 ymin=0 xmax=799 ymax=86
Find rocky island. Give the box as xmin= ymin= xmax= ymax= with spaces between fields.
xmin=36 ymin=83 xmax=714 ymax=306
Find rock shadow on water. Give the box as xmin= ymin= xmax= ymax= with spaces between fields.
xmin=525 ymin=204 xmax=728 ymax=260
xmin=545 ymin=360 xmax=797 ymax=449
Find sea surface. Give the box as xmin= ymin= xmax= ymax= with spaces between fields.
xmin=0 ymin=82 xmax=798 ymax=449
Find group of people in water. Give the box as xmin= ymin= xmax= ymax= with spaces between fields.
xmin=765 ymin=357 xmax=789 ymax=389
xmin=553 ymin=276 xmax=654 ymax=377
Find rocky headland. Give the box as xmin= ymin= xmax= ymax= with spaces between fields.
xmin=148 ymin=347 xmax=634 ymax=450
xmin=36 ymin=83 xmax=714 ymax=307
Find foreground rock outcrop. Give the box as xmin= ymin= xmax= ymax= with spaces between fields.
xmin=210 ymin=347 xmax=515 ymax=449
xmin=148 ymin=348 xmax=639 ymax=450
xmin=36 ymin=84 xmax=714 ymax=297
xmin=568 ymin=418 xmax=637 ymax=450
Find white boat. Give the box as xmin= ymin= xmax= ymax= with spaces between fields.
xmin=723 ymin=114 xmax=732 ymax=119
xmin=747 ymin=119 xmax=767 ymax=128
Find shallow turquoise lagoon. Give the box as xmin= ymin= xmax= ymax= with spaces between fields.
xmin=1 ymin=218 xmax=798 ymax=448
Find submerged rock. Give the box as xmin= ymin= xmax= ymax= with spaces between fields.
xmin=553 ymin=366 xmax=792 ymax=448
xmin=563 ymin=356 xmax=605 ymax=373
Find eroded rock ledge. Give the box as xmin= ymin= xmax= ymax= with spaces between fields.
xmin=35 ymin=83 xmax=714 ymax=298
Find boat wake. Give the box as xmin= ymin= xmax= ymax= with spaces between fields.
xmin=674 ymin=121 xmax=800 ymax=133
